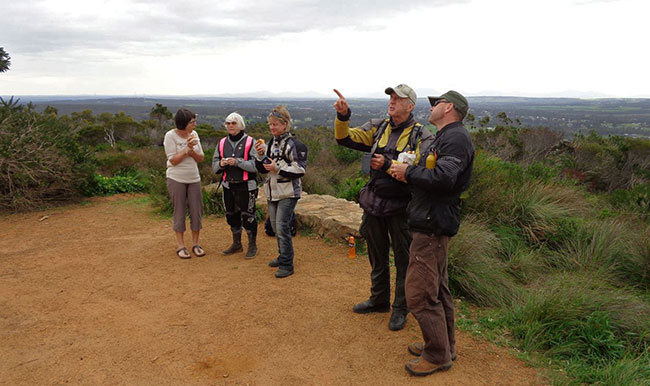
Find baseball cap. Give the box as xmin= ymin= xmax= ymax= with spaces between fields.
xmin=385 ymin=84 xmax=417 ymax=105
xmin=428 ymin=90 xmax=469 ymax=118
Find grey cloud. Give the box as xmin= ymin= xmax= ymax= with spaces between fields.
xmin=4 ymin=0 xmax=467 ymax=56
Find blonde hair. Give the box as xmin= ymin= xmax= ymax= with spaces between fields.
xmin=267 ymin=105 xmax=292 ymax=130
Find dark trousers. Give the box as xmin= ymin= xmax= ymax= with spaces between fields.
xmin=405 ymin=232 xmax=455 ymax=365
xmin=359 ymin=212 xmax=411 ymax=313
xmin=223 ymin=184 xmax=258 ymax=234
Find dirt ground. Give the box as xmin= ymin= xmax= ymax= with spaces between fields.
xmin=1 ymin=194 xmax=547 ymax=385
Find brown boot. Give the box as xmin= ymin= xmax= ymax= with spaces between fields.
xmin=408 ymin=342 xmax=456 ymax=361
xmin=405 ymin=357 xmax=452 ymax=377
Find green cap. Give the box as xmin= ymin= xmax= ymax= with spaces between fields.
xmin=385 ymin=84 xmax=417 ymax=105
xmin=428 ymin=90 xmax=469 ymax=119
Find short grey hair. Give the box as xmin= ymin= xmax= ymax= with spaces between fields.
xmin=225 ymin=112 xmax=245 ymax=130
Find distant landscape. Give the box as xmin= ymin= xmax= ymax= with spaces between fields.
xmin=10 ymin=95 xmax=650 ymax=137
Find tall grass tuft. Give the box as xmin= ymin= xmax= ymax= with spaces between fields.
xmin=506 ymin=273 xmax=650 ymax=367
xmin=448 ymin=217 xmax=521 ymax=307
xmin=491 ymin=225 xmax=545 ymax=284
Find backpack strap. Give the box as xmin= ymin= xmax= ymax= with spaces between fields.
xmin=405 ymin=123 xmax=423 ymax=152
xmin=369 ymin=118 xmax=390 ymax=155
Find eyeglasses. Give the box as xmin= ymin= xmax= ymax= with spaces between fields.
xmin=225 ymin=121 xmax=237 ymax=125
xmin=189 ymin=119 xmax=197 ymax=124
xmin=433 ymin=100 xmax=450 ymax=107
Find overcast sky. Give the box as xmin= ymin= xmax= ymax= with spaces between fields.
xmin=2 ymin=0 xmax=648 ymax=98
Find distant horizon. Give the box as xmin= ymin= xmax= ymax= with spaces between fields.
xmin=6 ymin=91 xmax=650 ymax=102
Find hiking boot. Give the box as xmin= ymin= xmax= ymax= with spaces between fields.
xmin=405 ymin=357 xmax=452 ymax=377
xmin=275 ymin=268 xmax=294 ymax=278
xmin=388 ymin=312 xmax=407 ymax=331
xmin=222 ymin=229 xmax=243 ymax=255
xmin=268 ymin=258 xmax=279 ymax=267
xmin=408 ymin=342 xmax=456 ymax=361
xmin=245 ymin=229 xmax=257 ymax=259
xmin=352 ymin=300 xmax=390 ymax=314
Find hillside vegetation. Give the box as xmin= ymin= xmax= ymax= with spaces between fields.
xmin=2 ymin=100 xmax=649 ymax=385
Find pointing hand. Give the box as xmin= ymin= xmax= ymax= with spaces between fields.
xmin=333 ymin=89 xmax=349 ymax=114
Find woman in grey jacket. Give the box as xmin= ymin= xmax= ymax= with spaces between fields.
xmin=254 ymin=106 xmax=306 ymax=278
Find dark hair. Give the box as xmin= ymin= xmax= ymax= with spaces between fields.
xmin=175 ymin=108 xmax=196 ymax=130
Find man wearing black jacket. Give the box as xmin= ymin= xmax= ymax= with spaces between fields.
xmin=390 ymin=90 xmax=475 ymax=376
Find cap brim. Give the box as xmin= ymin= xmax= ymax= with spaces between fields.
xmin=428 ymin=96 xmax=442 ymax=106
xmin=385 ymin=87 xmax=395 ymax=96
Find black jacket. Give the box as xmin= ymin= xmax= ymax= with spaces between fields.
xmin=405 ymin=121 xmax=475 ymax=236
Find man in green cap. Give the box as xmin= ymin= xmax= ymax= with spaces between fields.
xmin=390 ymin=90 xmax=475 ymax=376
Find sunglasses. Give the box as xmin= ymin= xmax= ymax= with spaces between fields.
xmin=270 ymin=110 xmax=287 ymax=121
xmin=433 ymin=100 xmax=450 ymax=107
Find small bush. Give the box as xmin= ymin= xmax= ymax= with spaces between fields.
xmin=89 ymin=173 xmax=147 ymax=196
xmin=609 ymin=182 xmax=650 ymax=220
xmin=331 ymin=145 xmax=363 ymax=163
xmin=335 ymin=175 xmax=368 ymax=203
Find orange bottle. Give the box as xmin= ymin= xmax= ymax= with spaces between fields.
xmin=348 ymin=236 xmax=356 ymax=259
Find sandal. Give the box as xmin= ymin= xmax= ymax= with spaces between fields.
xmin=192 ymin=245 xmax=206 ymax=257
xmin=176 ymin=247 xmax=191 ymax=259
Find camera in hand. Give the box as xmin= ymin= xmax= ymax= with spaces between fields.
xmin=262 ymin=156 xmax=272 ymax=164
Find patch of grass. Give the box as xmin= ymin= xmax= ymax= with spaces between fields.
xmin=449 ymin=218 xmax=521 ymax=307
xmin=299 ymin=223 xmax=315 ymax=237
xmin=503 ymin=272 xmax=650 ymax=383
xmin=492 ymin=225 xmax=544 ymax=284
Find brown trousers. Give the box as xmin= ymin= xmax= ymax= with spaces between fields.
xmin=166 ymin=178 xmax=203 ymax=233
xmin=405 ymin=232 xmax=455 ymax=365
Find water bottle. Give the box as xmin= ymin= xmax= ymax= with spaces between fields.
xmin=348 ymin=236 xmax=356 ymax=259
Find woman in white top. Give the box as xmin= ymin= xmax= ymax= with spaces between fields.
xmin=163 ymin=108 xmax=205 ymax=259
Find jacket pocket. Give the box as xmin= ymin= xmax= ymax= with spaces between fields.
xmin=408 ymin=201 xmax=460 ymax=237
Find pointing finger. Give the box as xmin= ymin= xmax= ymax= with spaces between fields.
xmin=333 ymin=89 xmax=345 ymax=99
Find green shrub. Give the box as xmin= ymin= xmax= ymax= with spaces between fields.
xmin=90 ymin=173 xmax=147 ymax=195
xmin=201 ymin=187 xmax=224 ymax=216
xmin=544 ymin=216 xmax=582 ymax=251
xmin=335 ymin=175 xmax=368 ymax=203
xmin=609 ymin=182 xmax=650 ymax=220
xmin=0 ymin=103 xmax=96 ymax=211
xmin=331 ymin=144 xmax=363 ymax=163
xmin=148 ymin=172 xmax=173 ymax=215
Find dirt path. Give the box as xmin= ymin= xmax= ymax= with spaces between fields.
xmin=1 ymin=194 xmax=546 ymax=385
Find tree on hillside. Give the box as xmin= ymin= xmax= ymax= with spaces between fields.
xmin=478 ymin=115 xmax=491 ymax=128
xmin=0 ymin=47 xmax=10 ymax=73
xmin=149 ymin=103 xmax=172 ymax=131
xmin=496 ymin=111 xmax=513 ymax=126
